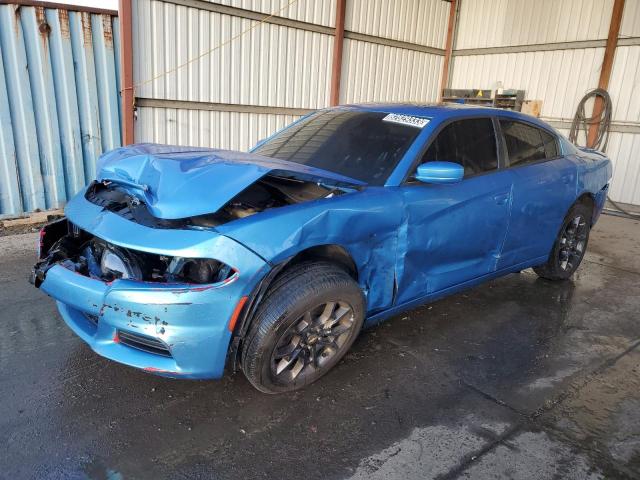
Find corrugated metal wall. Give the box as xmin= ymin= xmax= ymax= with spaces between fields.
xmin=0 ymin=3 xmax=121 ymax=218
xmin=344 ymin=0 xmax=447 ymax=47
xmin=340 ymin=0 xmax=447 ymax=104
xmin=5 ymin=0 xmax=636 ymax=213
xmin=132 ymin=0 xmax=448 ymax=148
xmin=208 ymin=0 xmax=336 ymax=26
xmin=136 ymin=107 xmax=298 ymax=151
xmin=133 ymin=0 xmax=335 ymax=147
xmin=455 ymin=0 xmax=614 ymax=48
xmin=451 ymin=0 xmax=611 ymax=120
xmin=620 ymin=0 xmax=640 ymax=37
xmin=606 ymin=0 xmax=640 ymax=205
xmin=450 ymin=0 xmax=640 ymax=206
xmin=451 ymin=49 xmax=605 ymax=120
xmin=339 ymin=41 xmax=443 ymax=103
xmin=133 ymin=0 xmax=333 ymax=107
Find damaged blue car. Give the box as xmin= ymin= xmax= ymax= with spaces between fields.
xmin=32 ymin=104 xmax=612 ymax=393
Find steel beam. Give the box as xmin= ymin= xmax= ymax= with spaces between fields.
xmin=330 ymin=0 xmax=346 ymax=106
xmin=439 ymin=0 xmax=458 ymax=100
xmin=588 ymin=0 xmax=625 ymax=148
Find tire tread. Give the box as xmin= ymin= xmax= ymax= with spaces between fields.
xmin=533 ymin=202 xmax=592 ymax=281
xmin=241 ymin=261 xmax=364 ymax=393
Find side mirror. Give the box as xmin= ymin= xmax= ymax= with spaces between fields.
xmin=415 ymin=161 xmax=464 ymax=184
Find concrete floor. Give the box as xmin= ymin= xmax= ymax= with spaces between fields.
xmin=1 ymin=214 xmax=639 ymax=479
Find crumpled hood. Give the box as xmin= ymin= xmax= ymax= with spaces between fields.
xmin=96 ymin=143 xmax=365 ymax=220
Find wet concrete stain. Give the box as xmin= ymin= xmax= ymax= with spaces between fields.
xmin=0 ymin=215 xmax=639 ymax=479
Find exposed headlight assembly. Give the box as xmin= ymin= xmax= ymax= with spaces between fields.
xmin=100 ymin=247 xmax=142 ymax=281
xmin=168 ymin=257 xmax=234 ymax=284
xmin=34 ymin=221 xmax=235 ymax=286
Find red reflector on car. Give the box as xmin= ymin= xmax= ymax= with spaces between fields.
xmin=38 ymin=229 xmax=46 ymax=258
xmin=228 ymin=296 xmax=248 ymax=332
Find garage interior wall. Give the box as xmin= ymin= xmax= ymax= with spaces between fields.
xmin=450 ymin=0 xmax=640 ymax=206
xmin=0 ymin=3 xmax=121 ymax=218
xmin=132 ymin=0 xmax=448 ymax=151
xmin=340 ymin=0 xmax=447 ymax=104
xmin=2 ymin=0 xmax=639 ymax=216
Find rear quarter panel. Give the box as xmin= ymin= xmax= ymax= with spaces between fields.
xmin=573 ymin=149 xmax=613 ymax=224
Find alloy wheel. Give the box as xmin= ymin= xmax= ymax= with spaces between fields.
xmin=271 ymin=301 xmax=355 ymax=382
xmin=558 ymin=215 xmax=588 ymax=271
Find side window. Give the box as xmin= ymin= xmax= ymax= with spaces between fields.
xmin=540 ymin=129 xmax=559 ymax=158
xmin=500 ymin=120 xmax=558 ymax=167
xmin=421 ymin=118 xmax=498 ymax=177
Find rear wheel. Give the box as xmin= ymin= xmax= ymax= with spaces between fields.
xmin=533 ymin=203 xmax=592 ymax=280
xmin=241 ymin=262 xmax=365 ymax=393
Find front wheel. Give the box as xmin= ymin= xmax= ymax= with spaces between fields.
xmin=241 ymin=262 xmax=365 ymax=393
xmin=533 ymin=203 xmax=592 ymax=280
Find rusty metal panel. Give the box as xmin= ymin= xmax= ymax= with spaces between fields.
xmin=0 ymin=4 xmax=121 ymax=217
xmin=455 ymin=0 xmax=615 ymax=49
xmin=450 ymin=48 xmax=606 ymax=119
xmin=340 ymin=38 xmax=443 ymax=104
xmin=135 ymin=106 xmax=300 ymax=151
xmin=133 ymin=0 xmax=334 ymax=108
xmin=344 ymin=0 xmax=448 ymax=49
xmin=91 ymin=13 xmax=121 ymax=153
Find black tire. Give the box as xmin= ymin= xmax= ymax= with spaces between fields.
xmin=241 ymin=262 xmax=365 ymax=394
xmin=533 ymin=202 xmax=592 ymax=280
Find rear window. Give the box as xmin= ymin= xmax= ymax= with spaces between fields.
xmin=500 ymin=120 xmax=559 ymax=166
xmin=252 ymin=110 xmax=423 ymax=185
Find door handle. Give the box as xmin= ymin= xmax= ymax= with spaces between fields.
xmin=562 ymin=174 xmax=573 ymax=184
xmin=493 ymin=193 xmax=509 ymax=205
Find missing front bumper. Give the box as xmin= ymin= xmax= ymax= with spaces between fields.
xmin=30 ymin=199 xmax=270 ymax=379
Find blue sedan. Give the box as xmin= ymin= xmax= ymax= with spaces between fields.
xmin=32 ymin=104 xmax=612 ymax=393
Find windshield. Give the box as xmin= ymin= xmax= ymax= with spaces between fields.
xmin=252 ymin=110 xmax=423 ymax=185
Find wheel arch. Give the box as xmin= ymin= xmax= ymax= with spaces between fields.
xmin=228 ymin=243 xmax=360 ymax=369
xmin=286 ymin=244 xmax=358 ymax=281
xmin=575 ymin=192 xmax=596 ymax=224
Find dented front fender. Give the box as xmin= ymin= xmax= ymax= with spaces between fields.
xmin=216 ymin=187 xmax=405 ymax=314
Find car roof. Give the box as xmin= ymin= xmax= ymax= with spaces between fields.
xmin=339 ymin=102 xmax=550 ymax=129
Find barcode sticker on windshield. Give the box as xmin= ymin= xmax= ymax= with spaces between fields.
xmin=382 ymin=113 xmax=430 ymax=128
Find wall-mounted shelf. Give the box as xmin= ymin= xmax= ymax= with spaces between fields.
xmin=442 ymin=88 xmax=525 ymax=111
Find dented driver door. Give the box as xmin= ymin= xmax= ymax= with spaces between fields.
xmin=393 ymin=117 xmax=514 ymax=305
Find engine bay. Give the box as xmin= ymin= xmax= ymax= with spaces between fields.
xmin=85 ymin=174 xmax=345 ymax=230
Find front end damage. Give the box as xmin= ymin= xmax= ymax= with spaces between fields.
xmin=32 ymin=218 xmax=235 ymax=288
xmin=32 ymin=191 xmax=269 ymax=379
xmin=30 ymin=144 xmax=370 ymax=379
